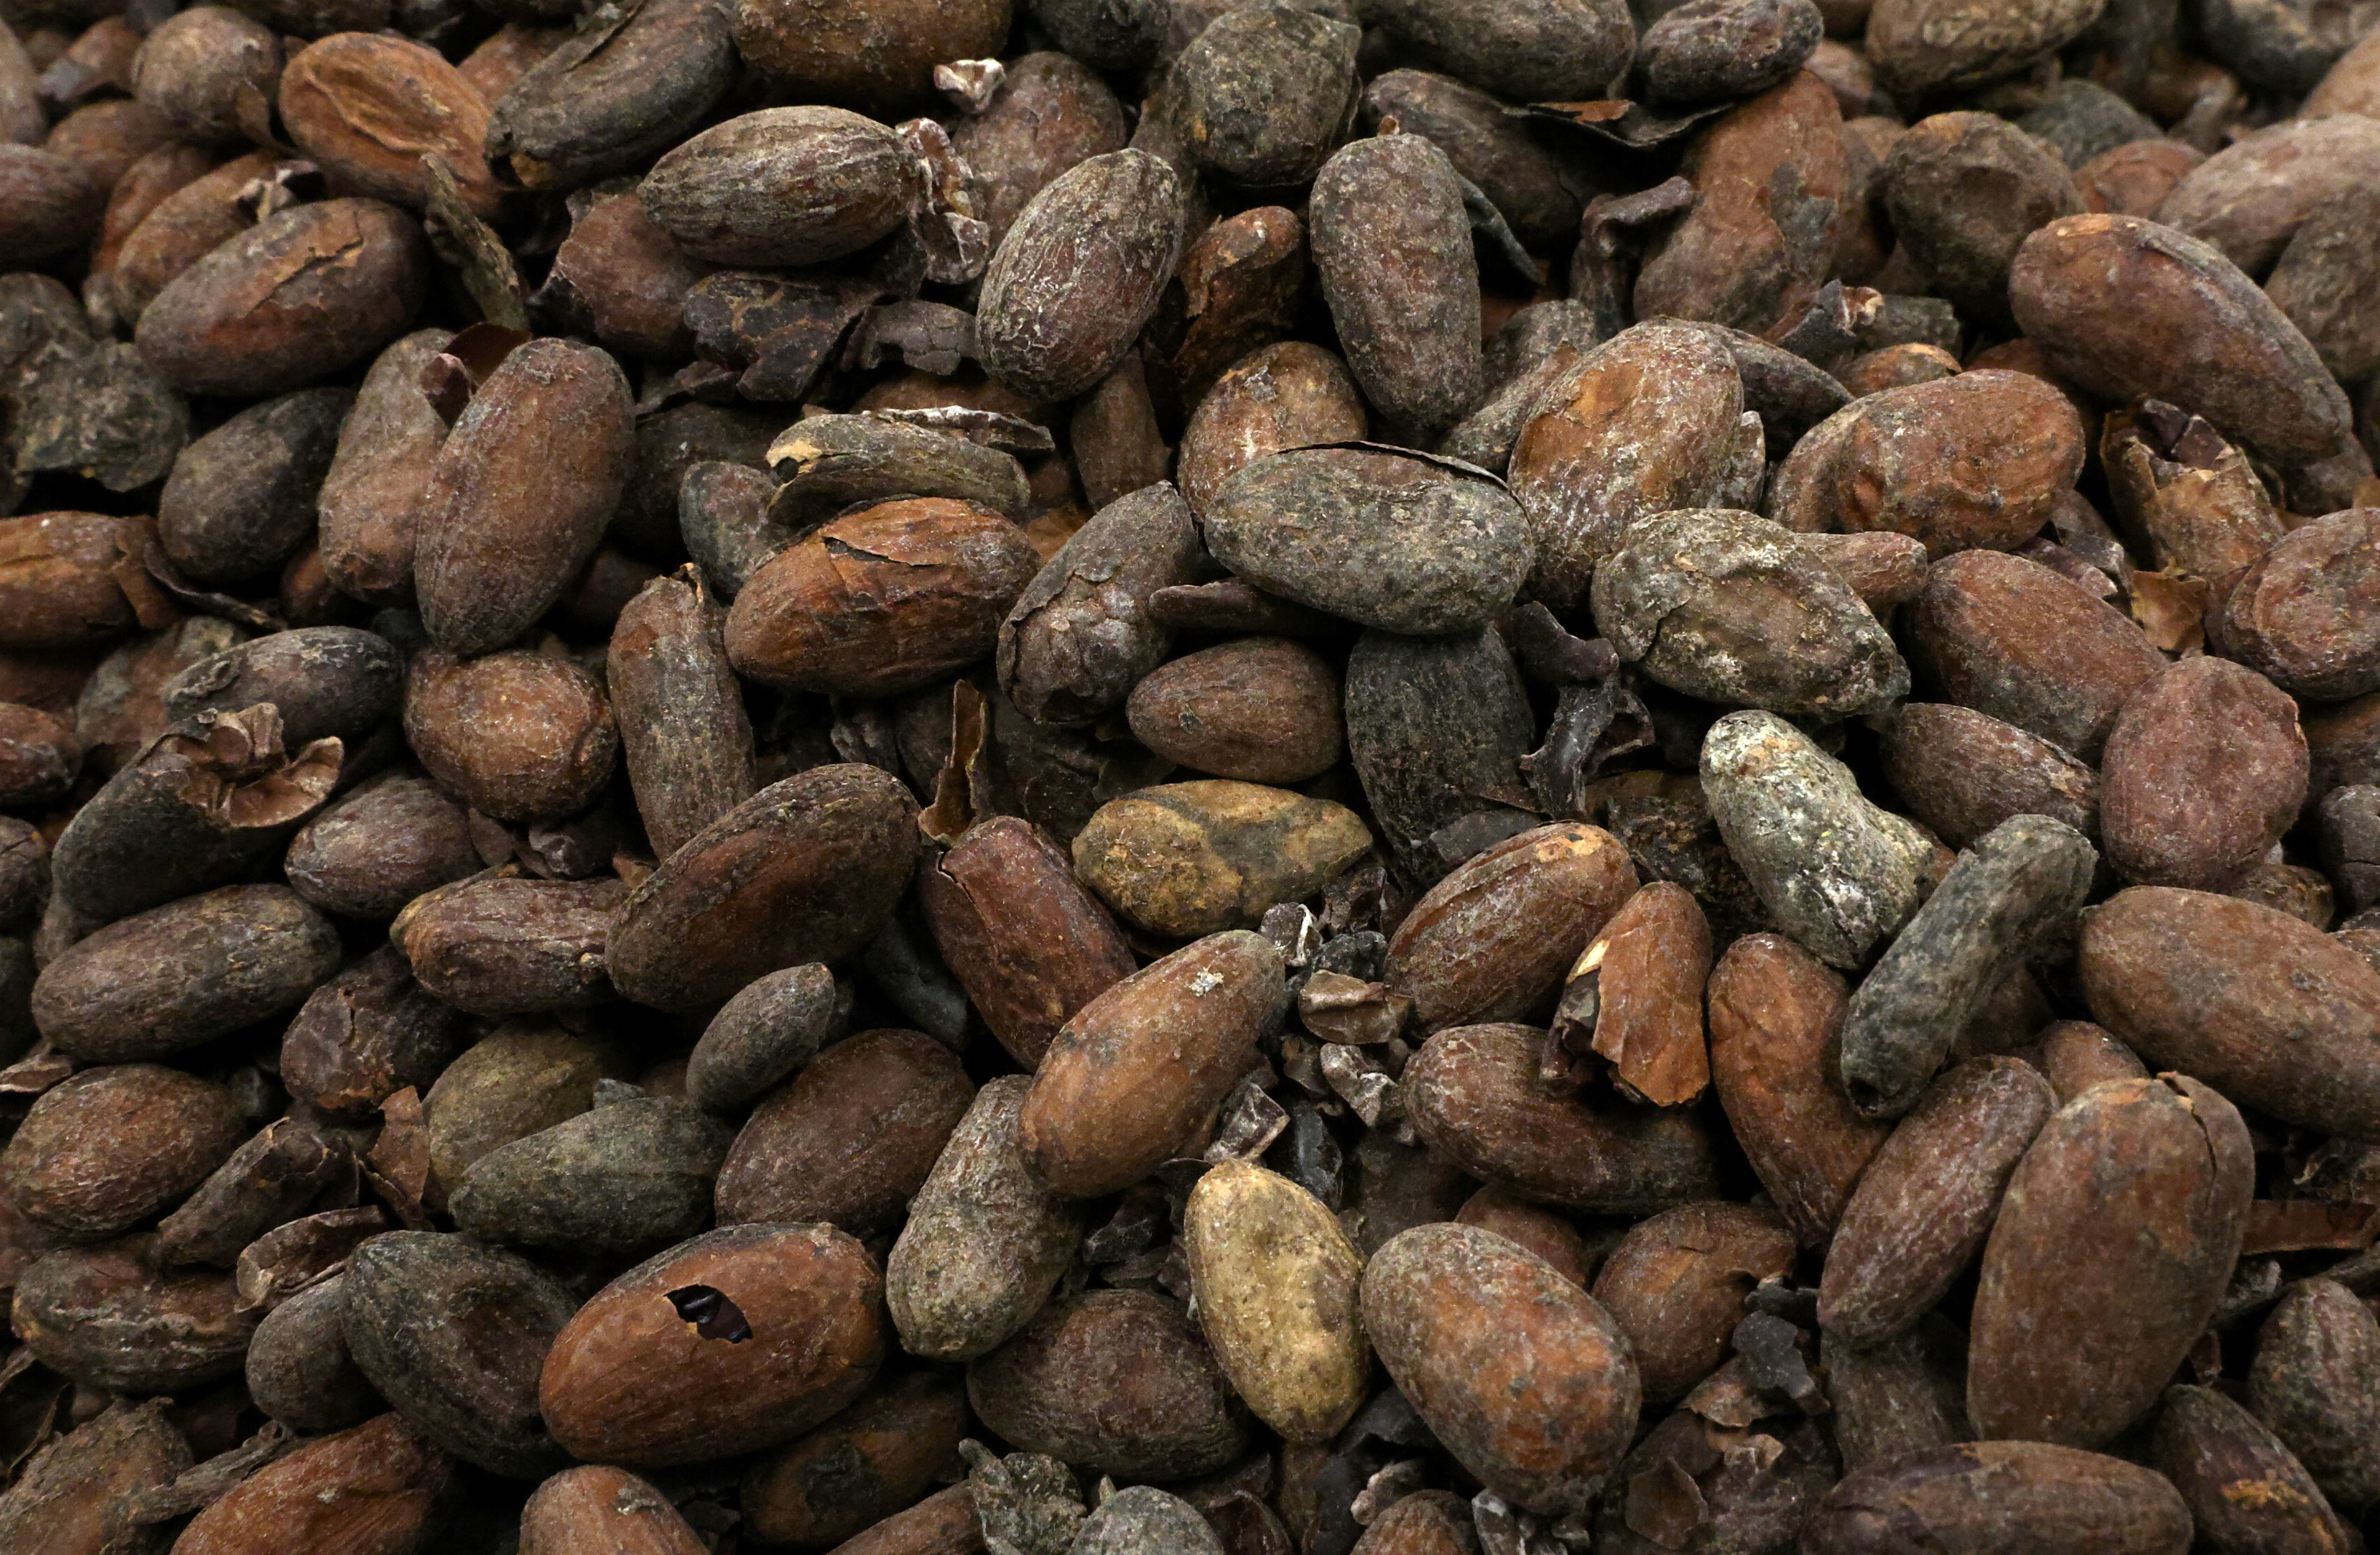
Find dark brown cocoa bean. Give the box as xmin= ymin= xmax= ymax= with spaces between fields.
xmin=415 ymin=338 xmax=635 ymax=657
xmin=2264 ymin=183 xmax=2380 ymax=389
xmin=2009 ymin=214 xmax=2353 ymax=466
xmin=1591 ymin=1202 xmax=1795 ymax=1404
xmin=741 ymin=1370 xmax=969 ymax=1549
xmin=1968 ymin=1073 xmax=2252 ymax=1448
xmin=1880 ymin=113 xmax=2081 ymax=329
xmin=1640 ymin=0 xmax=1824 ymax=102
xmin=605 ymin=763 xmax=919 ymax=1012
xmin=1072 ymin=359 xmax=1172 ymax=525
xmin=1821 ymin=1321 xmax=1973 ymax=1475
xmin=403 ymin=647 xmax=617 ymax=824
xmin=1706 ymin=933 xmax=1892 ymax=1246
xmin=1508 ymin=323 xmax=1743 ymax=611
xmin=1405 ymin=1023 xmax=1726 ymax=1212
xmin=1125 ymin=637 xmax=1343 ymax=785
xmin=608 ymin=568 xmax=754 ymax=862
xmin=161 ymin=628 xmax=401 ymax=754
xmin=1361 ymin=1221 xmax=1637 ymax=1518
xmin=2214 ymin=508 xmax=2380 ymax=703
xmin=725 ymin=499 xmax=1042 ymax=699
xmin=1634 ymin=73 xmax=1847 ymax=340
xmin=0 ymin=699 xmax=78 ymax=803
xmin=2099 ymin=655 xmax=2306 ymax=893
xmin=2246 ymin=1278 xmax=2380 ymax=1512
xmin=341 ymin=1231 xmax=578 ymax=1478
xmin=1018 ymin=931 xmax=1280 ymax=1197
xmin=0 ymin=1063 xmax=245 ymax=1240
xmin=1364 ymin=0 xmax=1633 ymax=101
xmin=130 ymin=6 xmax=279 ymax=146
xmin=1801 ymin=1441 xmax=2190 ymax=1555
xmin=0 ymin=142 xmax=102 ymax=263
xmin=998 ymin=480 xmax=1202 ymax=724
xmin=393 ymin=873 xmax=624 ymax=1016
xmin=134 ymin=198 xmax=428 ymax=399
xmin=0 ymin=1398 xmax=190 ymax=1553
xmin=1820 ymin=1057 xmax=2054 ymax=1346
xmin=106 ymin=147 xmax=279 ymax=324
xmin=0 ymin=511 xmax=167 ymax=651
xmin=541 ymin=1221 xmax=887 ymax=1467
xmin=979 ymin=148 xmax=1185 ymax=404
xmin=1176 ymin=342 xmax=1365 ymax=520
xmin=284 ymin=775 xmax=479 ymax=921
xmin=14 ymin=1237 xmax=260 ymax=1392
xmin=2153 ymin=1383 xmax=2353 ymax=1555
xmin=951 ymin=51 xmax=1125 ymax=248
xmin=966 ymin=1288 xmax=1247 ymax=1481
xmin=715 ymin=1026 xmax=973 ymax=1234
xmin=680 ymin=459 xmax=785 ymax=604
xmin=316 ymin=328 xmax=447 ymax=608
xmin=1343 ymin=626 xmax=1534 ymax=887
xmin=33 ymin=884 xmax=340 ymax=1062
xmin=278 ymin=32 xmax=496 ymax=216
xmin=919 ymin=816 xmax=1135 ymax=1071
xmin=1877 ymin=703 xmax=2099 ymax=851
xmin=1308 ymin=134 xmax=1478 ymax=442
xmin=639 ymin=106 xmax=908 ymax=267
xmin=488 ymin=0 xmax=735 ymax=190
xmin=1364 ymin=69 xmax=1582 ymax=249
xmin=248 ymin=1274 xmax=384 ymax=1430
xmin=1386 ymin=821 xmax=1637 ymax=1033
xmin=1908 ymin=548 xmax=2165 ymax=761
xmin=734 ymin=0 xmax=1010 ymax=113
xmin=547 ymin=192 xmax=713 ymax=363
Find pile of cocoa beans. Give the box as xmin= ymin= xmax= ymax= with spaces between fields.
xmin=4 ymin=0 xmax=2380 ymax=1549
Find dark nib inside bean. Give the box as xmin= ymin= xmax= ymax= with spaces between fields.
xmin=665 ymin=1284 xmax=752 ymax=1343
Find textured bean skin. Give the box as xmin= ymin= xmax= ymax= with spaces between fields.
xmin=965 ymin=1288 xmax=1248 ymax=1481
xmin=1017 ymin=931 xmax=1281 ymax=1198
xmin=2079 ymin=887 xmax=2380 ymax=1140
xmin=977 ymin=149 xmax=1185 ymax=403
xmin=415 ymin=339 xmax=635 ymax=658
xmin=2009 ymin=214 xmax=2353 ymax=466
xmin=1309 ymin=134 xmax=1480 ymax=441
xmin=886 ymin=1076 xmax=1082 ymax=1363
xmin=1405 ymin=1023 xmax=1725 ymax=1213
xmin=1361 ymin=1222 xmax=1639 ymax=1519
xmin=1801 ymin=1441 xmax=2192 ymax=1555
xmin=1966 ymin=1074 xmax=2253 ymax=1449
xmin=1819 ymin=1058 xmax=2054 ymax=1347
